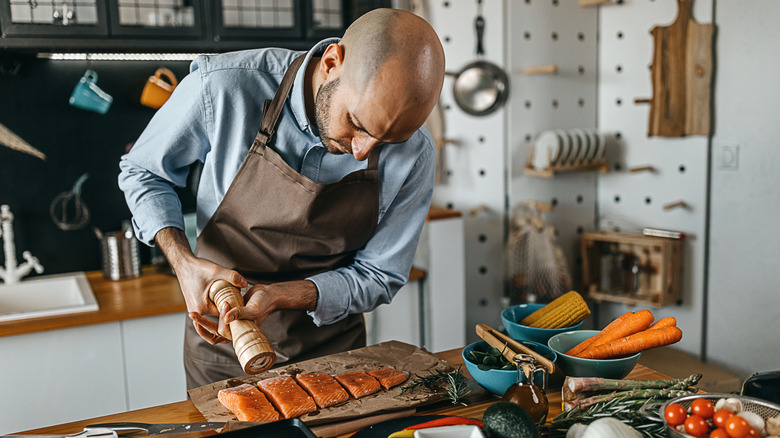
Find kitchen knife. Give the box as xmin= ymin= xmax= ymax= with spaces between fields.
xmin=1 ymin=427 xmax=118 ymax=438
xmin=84 ymin=422 xmax=225 ymax=436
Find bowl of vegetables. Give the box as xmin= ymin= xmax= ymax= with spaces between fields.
xmin=501 ymin=304 xmax=585 ymax=345
xmin=661 ymin=394 xmax=780 ymax=438
xmin=547 ymin=330 xmax=640 ymax=379
xmin=501 ymin=292 xmax=591 ymax=345
xmin=462 ymin=340 xmax=557 ymax=396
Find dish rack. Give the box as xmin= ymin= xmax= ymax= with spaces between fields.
xmin=524 ymin=128 xmax=610 ymax=178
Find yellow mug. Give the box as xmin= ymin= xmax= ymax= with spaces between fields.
xmin=140 ymin=68 xmax=178 ymax=109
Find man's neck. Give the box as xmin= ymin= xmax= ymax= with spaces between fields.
xmin=304 ymin=57 xmax=322 ymax=126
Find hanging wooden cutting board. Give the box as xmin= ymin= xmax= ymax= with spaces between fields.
xmin=648 ymin=0 xmax=714 ymax=137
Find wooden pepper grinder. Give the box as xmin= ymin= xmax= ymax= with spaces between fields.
xmin=208 ymin=280 xmax=276 ymax=374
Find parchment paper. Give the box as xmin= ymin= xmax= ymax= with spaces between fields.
xmin=189 ymin=340 xmax=456 ymax=426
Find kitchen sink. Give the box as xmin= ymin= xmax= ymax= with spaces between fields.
xmin=0 ymin=272 xmax=98 ymax=322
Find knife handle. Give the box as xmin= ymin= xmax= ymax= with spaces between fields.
xmin=208 ymin=280 xmax=276 ymax=374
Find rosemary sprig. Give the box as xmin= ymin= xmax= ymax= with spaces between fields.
xmin=539 ymin=397 xmax=667 ymax=438
xmin=401 ymin=365 xmax=471 ymax=405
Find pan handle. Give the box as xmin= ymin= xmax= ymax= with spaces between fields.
xmin=474 ymin=13 xmax=485 ymax=56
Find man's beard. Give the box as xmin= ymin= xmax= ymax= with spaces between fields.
xmin=314 ymin=77 xmax=352 ymax=155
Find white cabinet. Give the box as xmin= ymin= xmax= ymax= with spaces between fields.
xmin=0 ymin=313 xmax=188 ymax=434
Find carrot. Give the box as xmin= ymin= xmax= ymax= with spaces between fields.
xmin=648 ymin=316 xmax=677 ymax=330
xmin=579 ymin=326 xmax=683 ymax=359
xmin=565 ymin=311 xmax=634 ymax=356
xmin=575 ymin=309 xmax=655 ymax=358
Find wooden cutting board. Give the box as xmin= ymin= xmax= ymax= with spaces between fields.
xmin=648 ymin=0 xmax=714 ymax=137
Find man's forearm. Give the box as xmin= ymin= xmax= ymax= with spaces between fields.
xmin=154 ymin=227 xmax=196 ymax=272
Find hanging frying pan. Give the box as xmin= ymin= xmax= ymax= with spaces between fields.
xmin=450 ymin=2 xmax=509 ymax=116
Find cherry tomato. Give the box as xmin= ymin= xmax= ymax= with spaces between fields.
xmin=725 ymin=415 xmax=752 ymax=438
xmin=691 ymin=398 xmax=715 ymax=418
xmin=665 ymin=403 xmax=688 ymax=426
xmin=711 ymin=429 xmax=731 ymax=438
xmin=746 ymin=427 xmax=759 ymax=437
xmin=684 ymin=415 xmax=709 ymax=438
xmin=713 ymin=409 xmax=734 ymax=429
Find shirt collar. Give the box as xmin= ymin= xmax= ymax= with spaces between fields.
xmin=290 ymin=37 xmax=340 ymax=135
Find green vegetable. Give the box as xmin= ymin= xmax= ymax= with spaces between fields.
xmin=468 ymin=344 xmax=516 ymax=371
xmin=482 ymin=401 xmax=541 ymax=438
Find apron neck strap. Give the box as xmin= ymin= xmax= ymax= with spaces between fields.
xmin=253 ymin=55 xmax=306 ymax=148
xmin=366 ymin=145 xmax=380 ymax=170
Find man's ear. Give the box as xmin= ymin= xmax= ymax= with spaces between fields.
xmin=319 ymin=43 xmax=344 ymax=79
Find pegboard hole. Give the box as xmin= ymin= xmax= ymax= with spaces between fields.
xmin=614 ymin=162 xmax=622 ymax=171
xmin=615 ymin=131 xmax=622 ymax=140
xmin=616 ymin=98 xmax=623 ymax=106
xmin=645 ymin=196 xmax=652 ymax=205
xmin=578 ymin=65 xmax=585 ymax=75
xmin=446 ymin=170 xmax=452 ymax=177
xmin=617 ymin=31 xmax=624 ymax=39
xmin=552 ymin=0 xmax=559 ymax=5
xmin=478 ymin=136 xmax=485 ymax=143
xmin=524 ymin=31 xmax=532 ymax=40
xmin=478 ymin=234 xmax=487 ymax=243
xmin=552 ymin=99 xmax=559 ymax=108
xmin=479 ymin=298 xmax=489 ymax=307
xmin=576 ymin=226 xmax=584 ymax=235
xmin=525 ymin=134 xmax=533 ymax=142
xmin=479 ymin=266 xmax=488 ymax=275
xmin=551 ymin=32 xmax=559 ymax=41
xmin=446 ymin=202 xmax=454 ymax=209
xmin=679 ymin=165 xmax=686 ymax=173
xmin=479 ymin=169 xmax=486 ymax=177
xmin=551 ymin=197 xmax=558 ymax=207
xmin=443 ymin=36 xmax=451 ymax=43
xmin=614 ymin=195 xmax=621 ymax=203
xmin=444 ymin=104 xmax=451 ymax=111
xmin=578 ymin=98 xmax=585 ymax=107
xmin=443 ymin=1 xmax=450 ymax=7
xmin=524 ymin=100 xmax=532 ymax=109
xmin=577 ymin=32 xmax=585 ymax=41
xmin=576 ymin=194 xmax=584 ymax=204
xmin=616 ymin=65 xmax=623 ymax=73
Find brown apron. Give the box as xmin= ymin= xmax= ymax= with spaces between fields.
xmin=184 ymin=56 xmax=380 ymax=389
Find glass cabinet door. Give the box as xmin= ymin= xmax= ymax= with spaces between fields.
xmin=107 ymin=0 xmax=202 ymax=37
xmin=0 ymin=0 xmax=108 ymax=36
xmin=214 ymin=0 xmax=302 ymax=41
xmin=307 ymin=0 xmax=344 ymax=39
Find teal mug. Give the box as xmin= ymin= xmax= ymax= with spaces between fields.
xmin=69 ymin=70 xmax=113 ymax=114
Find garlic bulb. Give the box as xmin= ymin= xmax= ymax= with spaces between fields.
xmin=767 ymin=416 xmax=780 ymax=436
xmin=738 ymin=411 xmax=764 ymax=434
xmin=715 ymin=397 xmax=744 ymax=413
xmin=581 ymin=418 xmax=642 ymax=438
xmin=566 ymin=423 xmax=588 ymax=438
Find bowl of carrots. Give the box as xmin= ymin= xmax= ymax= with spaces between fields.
xmin=501 ymin=292 xmax=591 ymax=345
xmin=547 ymin=310 xmax=683 ymax=379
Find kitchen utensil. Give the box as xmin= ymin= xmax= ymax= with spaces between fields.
xmin=140 ymin=68 xmax=178 ymax=109
xmin=0 ymin=122 xmax=46 ymax=160
xmin=451 ymin=0 xmax=509 ymax=116
xmin=476 ymin=323 xmax=555 ymax=374
xmin=50 ymin=173 xmax=91 ymax=231
xmin=100 ymin=222 xmax=140 ymax=281
xmin=208 ymin=279 xmax=276 ymax=374
xmin=69 ymin=70 xmax=113 ymax=114
xmin=1 ymin=428 xmax=117 ymax=438
xmin=84 ymin=422 xmax=225 ymax=435
xmin=648 ymin=0 xmax=713 ymax=137
xmin=547 ymin=330 xmax=641 ymax=379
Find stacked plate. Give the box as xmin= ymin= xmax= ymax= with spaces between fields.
xmin=531 ymin=128 xmax=606 ymax=171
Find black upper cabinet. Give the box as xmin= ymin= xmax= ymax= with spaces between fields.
xmin=0 ymin=0 xmax=385 ymax=52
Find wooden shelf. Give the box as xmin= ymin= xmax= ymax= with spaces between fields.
xmin=524 ymin=161 xmax=610 ymax=178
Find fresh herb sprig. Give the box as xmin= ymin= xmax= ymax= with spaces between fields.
xmin=539 ymin=397 xmax=667 ymax=438
xmin=401 ymin=365 xmax=471 ymax=405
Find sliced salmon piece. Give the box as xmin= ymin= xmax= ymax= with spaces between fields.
xmin=367 ymin=368 xmax=410 ymax=390
xmin=257 ymin=376 xmax=318 ymax=419
xmin=334 ymin=371 xmax=381 ymax=398
xmin=296 ymin=372 xmax=351 ymax=408
xmin=217 ymin=383 xmax=280 ymax=422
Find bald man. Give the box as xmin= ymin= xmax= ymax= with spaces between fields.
xmin=119 ymin=8 xmax=445 ymax=389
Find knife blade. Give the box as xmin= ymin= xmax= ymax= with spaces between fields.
xmin=84 ymin=422 xmax=225 ymax=436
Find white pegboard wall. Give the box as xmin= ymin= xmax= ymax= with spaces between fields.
xmin=425 ymin=0 xmax=508 ymax=343
xmin=596 ymin=0 xmax=712 ymax=358
xmin=507 ymin=0 xmax=600 ymax=307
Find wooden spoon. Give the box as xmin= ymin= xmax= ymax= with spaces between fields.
xmin=475 ymin=323 xmax=556 ymax=374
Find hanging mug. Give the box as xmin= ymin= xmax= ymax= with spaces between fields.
xmin=140 ymin=68 xmax=178 ymax=109
xmin=69 ymin=70 xmax=113 ymax=114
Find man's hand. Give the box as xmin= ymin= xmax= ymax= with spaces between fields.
xmin=155 ymin=227 xmax=247 ymax=345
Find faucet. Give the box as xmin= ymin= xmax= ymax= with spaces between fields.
xmin=0 ymin=204 xmax=44 ymax=285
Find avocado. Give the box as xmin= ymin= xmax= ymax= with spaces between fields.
xmin=482 ymin=401 xmax=541 ymax=438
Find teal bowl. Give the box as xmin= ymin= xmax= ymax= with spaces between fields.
xmin=501 ymin=304 xmax=584 ymax=345
xmin=462 ymin=340 xmax=557 ymax=396
xmin=547 ymin=330 xmax=641 ymax=379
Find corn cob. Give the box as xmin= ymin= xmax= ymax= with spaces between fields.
xmin=520 ymin=291 xmax=590 ymax=329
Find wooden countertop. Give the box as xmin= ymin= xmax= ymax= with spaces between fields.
xmin=0 ymin=266 xmax=186 ymax=338
xmin=22 ymin=348 xmax=670 ymax=437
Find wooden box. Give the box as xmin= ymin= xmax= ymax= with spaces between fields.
xmin=581 ymin=231 xmax=682 ymax=307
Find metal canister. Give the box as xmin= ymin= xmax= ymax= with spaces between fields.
xmin=101 ymin=229 xmax=140 ymax=280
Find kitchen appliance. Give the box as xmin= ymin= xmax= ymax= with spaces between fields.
xmin=450 ymin=0 xmax=509 ymax=117
xmin=100 ymin=223 xmax=140 ymax=281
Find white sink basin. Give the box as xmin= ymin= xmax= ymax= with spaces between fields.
xmin=0 ymin=272 xmax=98 ymax=322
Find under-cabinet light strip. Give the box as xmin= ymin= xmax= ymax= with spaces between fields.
xmin=37 ymin=53 xmax=213 ymax=61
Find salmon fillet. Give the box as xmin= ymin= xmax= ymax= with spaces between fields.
xmin=334 ymin=371 xmax=381 ymax=398
xmin=257 ymin=376 xmax=318 ymax=419
xmin=296 ymin=372 xmax=351 ymax=408
xmin=367 ymin=368 xmax=410 ymax=390
xmin=217 ymin=383 xmax=280 ymax=422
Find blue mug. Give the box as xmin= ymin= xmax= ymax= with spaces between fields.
xmin=69 ymin=70 xmax=113 ymax=114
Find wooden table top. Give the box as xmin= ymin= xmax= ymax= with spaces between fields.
xmin=21 ymin=347 xmax=670 ymax=437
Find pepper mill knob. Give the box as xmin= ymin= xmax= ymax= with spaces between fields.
xmin=208 ymin=280 xmax=276 ymax=374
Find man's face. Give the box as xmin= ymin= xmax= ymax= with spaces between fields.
xmin=313 ymin=67 xmax=423 ymax=161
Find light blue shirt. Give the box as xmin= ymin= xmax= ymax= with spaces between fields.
xmin=118 ymin=39 xmax=436 ymax=326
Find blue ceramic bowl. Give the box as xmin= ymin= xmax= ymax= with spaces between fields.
xmin=501 ymin=304 xmax=585 ymax=345
xmin=462 ymin=339 xmax=557 ymax=396
xmin=547 ymin=330 xmax=641 ymax=379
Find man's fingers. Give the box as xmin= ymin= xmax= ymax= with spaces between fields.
xmin=189 ymin=312 xmax=229 ymax=344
